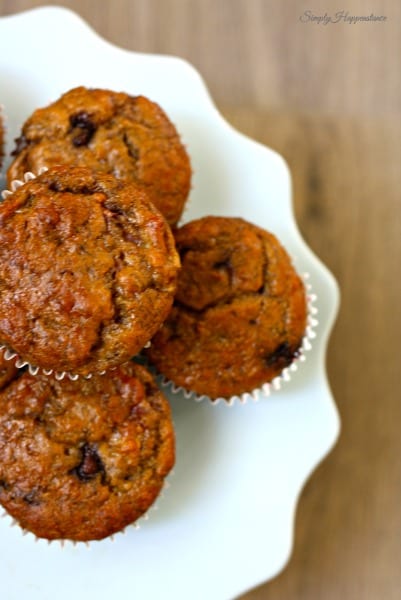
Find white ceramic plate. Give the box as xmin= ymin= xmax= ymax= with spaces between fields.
xmin=0 ymin=7 xmax=340 ymax=600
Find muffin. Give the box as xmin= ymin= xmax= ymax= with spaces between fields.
xmin=146 ymin=216 xmax=307 ymax=399
xmin=0 ymin=361 xmax=174 ymax=541
xmin=0 ymin=165 xmax=180 ymax=376
xmin=7 ymin=86 xmax=191 ymax=226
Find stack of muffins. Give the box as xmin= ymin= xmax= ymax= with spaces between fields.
xmin=0 ymin=87 xmax=308 ymax=542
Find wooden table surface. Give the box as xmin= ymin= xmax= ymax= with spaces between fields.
xmin=0 ymin=1 xmax=399 ymax=599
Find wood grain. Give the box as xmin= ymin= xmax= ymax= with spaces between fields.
xmin=222 ymin=110 xmax=401 ymax=600
xmin=0 ymin=1 xmax=400 ymax=598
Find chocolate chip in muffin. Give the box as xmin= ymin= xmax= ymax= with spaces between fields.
xmin=11 ymin=133 xmax=29 ymax=157
xmin=72 ymin=443 xmax=105 ymax=482
xmin=265 ymin=341 xmax=299 ymax=368
xmin=69 ymin=111 xmax=97 ymax=147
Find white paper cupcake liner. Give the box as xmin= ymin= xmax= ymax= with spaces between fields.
xmin=0 ymin=344 xmax=107 ymax=381
xmin=147 ymin=272 xmax=318 ymax=406
xmin=1 ymin=168 xmax=46 ymax=201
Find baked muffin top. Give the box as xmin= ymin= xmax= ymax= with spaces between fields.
xmin=0 ymin=165 xmax=180 ymax=375
xmin=7 ymin=86 xmax=191 ymax=226
xmin=0 ymin=361 xmax=175 ymax=541
xmin=146 ymin=216 xmax=307 ymax=398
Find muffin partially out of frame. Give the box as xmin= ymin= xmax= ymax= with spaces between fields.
xmin=0 ymin=165 xmax=180 ymax=376
xmin=0 ymin=362 xmax=175 ymax=541
xmin=146 ymin=216 xmax=307 ymax=399
xmin=7 ymin=86 xmax=191 ymax=226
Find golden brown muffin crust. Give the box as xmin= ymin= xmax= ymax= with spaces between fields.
xmin=0 ymin=362 xmax=175 ymax=541
xmin=7 ymin=86 xmax=191 ymax=225
xmin=146 ymin=216 xmax=307 ymax=398
xmin=0 ymin=166 xmax=180 ymax=375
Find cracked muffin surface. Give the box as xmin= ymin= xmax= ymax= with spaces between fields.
xmin=146 ymin=216 xmax=307 ymax=399
xmin=0 ymin=361 xmax=175 ymax=541
xmin=0 ymin=165 xmax=180 ymax=375
xmin=7 ymin=86 xmax=191 ymax=226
